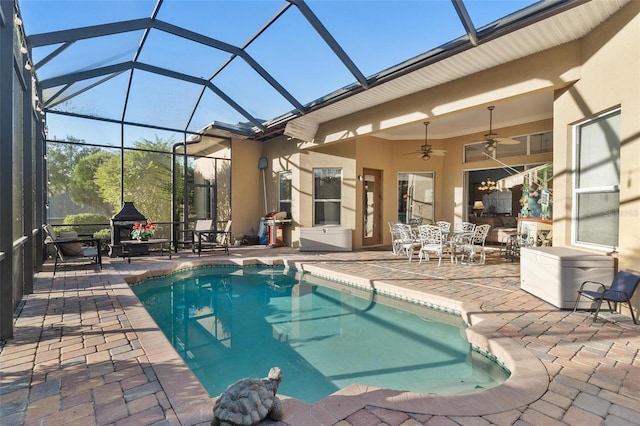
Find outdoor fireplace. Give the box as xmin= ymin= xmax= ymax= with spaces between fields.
xmin=109 ymin=202 xmax=148 ymax=257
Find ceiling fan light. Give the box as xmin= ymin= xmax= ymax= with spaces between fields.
xmin=422 ymin=153 xmax=430 ymax=161
xmin=485 ymin=132 xmax=498 ymax=141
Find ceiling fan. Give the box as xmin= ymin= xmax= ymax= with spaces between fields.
xmin=477 ymin=106 xmax=520 ymax=154
xmin=404 ymin=122 xmax=447 ymax=161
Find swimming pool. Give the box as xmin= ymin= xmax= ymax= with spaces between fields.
xmin=132 ymin=265 xmax=508 ymax=403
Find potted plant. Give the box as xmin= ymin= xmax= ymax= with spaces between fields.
xmin=131 ymin=222 xmax=156 ymax=240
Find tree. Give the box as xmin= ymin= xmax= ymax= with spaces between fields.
xmin=69 ymin=151 xmax=115 ymax=216
xmin=49 ymin=134 xmax=195 ymax=227
xmin=46 ymin=138 xmax=99 ymax=197
xmin=95 ymin=136 xmax=176 ymax=223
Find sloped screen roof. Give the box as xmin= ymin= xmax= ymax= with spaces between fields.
xmin=19 ymin=0 xmax=544 ymax=144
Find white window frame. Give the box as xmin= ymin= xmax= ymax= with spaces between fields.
xmin=313 ymin=168 xmax=342 ymax=226
xmin=278 ymin=170 xmax=292 ymax=217
xmin=463 ymin=130 xmax=553 ymax=163
xmin=397 ymin=172 xmax=435 ymax=224
xmin=571 ymin=107 xmax=620 ymax=251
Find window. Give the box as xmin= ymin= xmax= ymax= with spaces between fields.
xmin=464 ymin=142 xmax=486 ymax=162
xmin=278 ymin=171 xmax=292 ymax=218
xmin=313 ymin=168 xmax=341 ymax=225
xmin=397 ymin=172 xmax=434 ymax=224
xmin=498 ymin=135 xmax=528 ymax=158
xmin=463 ymin=131 xmax=552 ymax=163
xmin=530 ymin=131 xmax=553 ymax=154
xmin=573 ymin=108 xmax=620 ymax=249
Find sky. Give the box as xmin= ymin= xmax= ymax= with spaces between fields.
xmin=18 ymin=0 xmax=538 ymax=146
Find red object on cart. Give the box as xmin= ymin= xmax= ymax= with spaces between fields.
xmin=265 ymin=212 xmax=291 ymax=247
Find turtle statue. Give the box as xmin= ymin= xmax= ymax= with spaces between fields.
xmin=212 ymin=367 xmax=284 ymax=426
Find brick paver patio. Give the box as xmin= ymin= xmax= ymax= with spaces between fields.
xmin=1 ymin=246 xmax=639 ymax=425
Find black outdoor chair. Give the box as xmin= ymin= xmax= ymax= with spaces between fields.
xmin=43 ymin=224 xmax=102 ymax=275
xmin=573 ymin=271 xmax=640 ymax=324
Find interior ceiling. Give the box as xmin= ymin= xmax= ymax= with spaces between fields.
xmin=372 ymin=92 xmax=553 ymax=141
xmin=18 ymin=0 xmax=629 ymax=147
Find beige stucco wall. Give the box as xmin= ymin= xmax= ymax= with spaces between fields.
xmin=262 ymin=137 xmax=359 ymax=247
xmin=262 ymin=137 xmax=302 ymax=246
xmin=230 ymin=138 xmax=263 ymax=239
xmin=552 ymin=1 xmax=640 ymax=317
xmin=263 ymin=118 xmax=552 ymax=251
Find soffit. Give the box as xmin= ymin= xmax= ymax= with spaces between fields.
xmin=283 ymin=0 xmax=630 ymax=143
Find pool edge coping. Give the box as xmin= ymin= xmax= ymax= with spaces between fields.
xmin=120 ymin=257 xmax=549 ymax=425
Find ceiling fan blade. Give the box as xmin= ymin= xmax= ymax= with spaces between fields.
xmin=495 ymin=137 xmax=520 ymax=145
xmin=403 ymin=123 xmax=446 ymax=159
xmin=483 ymin=106 xmax=520 ymax=145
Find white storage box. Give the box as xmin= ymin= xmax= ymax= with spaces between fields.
xmin=300 ymin=227 xmax=352 ymax=252
xmin=520 ymin=247 xmax=614 ymax=309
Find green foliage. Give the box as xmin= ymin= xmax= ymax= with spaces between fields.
xmin=92 ymin=137 xmax=176 ymax=222
xmin=93 ymin=228 xmax=111 ymax=252
xmin=69 ymin=151 xmax=115 ymax=216
xmin=94 ymin=152 xmax=122 ymax=211
xmin=47 ymin=140 xmax=100 ymax=197
xmin=122 ymin=138 xmax=174 ymax=222
xmin=48 ymin=134 xmax=195 ymax=227
xmin=215 ymin=160 xmax=232 ymax=220
xmin=62 ymin=213 xmax=110 ymax=235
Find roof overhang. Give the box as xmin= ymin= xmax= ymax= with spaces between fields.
xmin=283 ymin=0 xmax=630 ymax=143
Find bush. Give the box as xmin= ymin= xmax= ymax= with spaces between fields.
xmin=61 ymin=213 xmax=110 ymax=235
xmin=93 ymin=228 xmax=111 ymax=252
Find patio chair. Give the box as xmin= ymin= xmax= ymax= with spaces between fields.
xmin=457 ymin=224 xmax=491 ymax=265
xmin=417 ymin=224 xmax=446 ymax=265
xmin=573 ymin=271 xmax=640 ymax=324
xmin=436 ymin=221 xmax=451 ymax=233
xmin=538 ymin=229 xmax=553 ymax=247
xmin=396 ymin=223 xmax=421 ymax=261
xmin=454 ymin=221 xmax=476 ymax=233
xmin=436 ymin=220 xmax=452 ymax=244
xmin=194 ymin=220 xmax=232 ymax=256
xmin=43 ymin=224 xmax=102 ymax=275
xmin=180 ymin=219 xmax=214 ymax=253
xmin=388 ymin=222 xmax=403 ymax=256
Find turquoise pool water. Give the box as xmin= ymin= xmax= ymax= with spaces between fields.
xmin=132 ymin=266 xmax=508 ymax=403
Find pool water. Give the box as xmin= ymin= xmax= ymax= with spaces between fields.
xmin=132 ymin=266 xmax=508 ymax=403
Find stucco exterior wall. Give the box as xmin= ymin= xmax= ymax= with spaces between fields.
xmin=553 ymin=1 xmax=640 ymax=273
xmin=263 ymin=137 xmax=302 ymax=246
xmin=230 ymin=138 xmax=263 ymax=239
xmin=256 ymin=3 xmax=639 ymax=295
xmin=264 ymin=118 xmax=552 ymax=251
